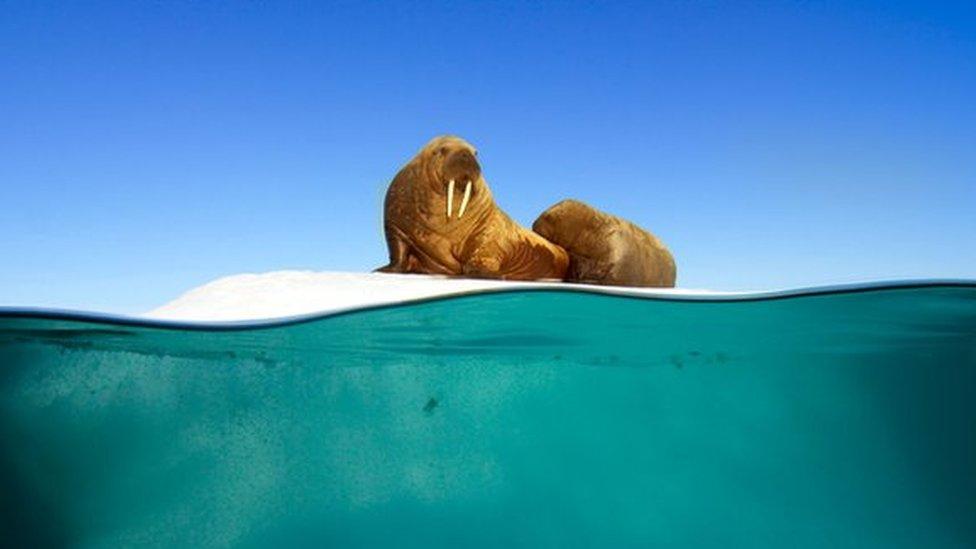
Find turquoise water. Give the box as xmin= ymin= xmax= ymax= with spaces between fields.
xmin=1 ymin=283 xmax=974 ymax=547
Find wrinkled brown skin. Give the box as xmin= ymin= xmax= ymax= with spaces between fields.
xmin=377 ymin=136 xmax=569 ymax=281
xmin=532 ymin=199 xmax=677 ymax=288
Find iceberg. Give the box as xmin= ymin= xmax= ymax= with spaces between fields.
xmin=144 ymin=270 xmax=725 ymax=321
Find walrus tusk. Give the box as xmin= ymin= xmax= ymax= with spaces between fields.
xmin=458 ymin=180 xmax=472 ymax=218
xmin=446 ymin=179 xmax=455 ymax=218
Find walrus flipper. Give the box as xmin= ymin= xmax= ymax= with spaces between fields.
xmin=377 ymin=225 xmax=428 ymax=273
xmin=375 ymin=225 xmax=409 ymax=272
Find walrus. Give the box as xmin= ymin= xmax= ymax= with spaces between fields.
xmin=532 ymin=199 xmax=676 ymax=287
xmin=377 ymin=136 xmax=569 ymax=280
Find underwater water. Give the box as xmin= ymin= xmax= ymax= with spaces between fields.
xmin=0 ymin=282 xmax=974 ymax=548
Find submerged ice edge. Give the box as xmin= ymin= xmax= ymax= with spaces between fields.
xmin=0 ymin=279 xmax=974 ymax=331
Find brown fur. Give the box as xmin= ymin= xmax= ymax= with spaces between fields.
xmin=377 ymin=136 xmax=569 ymax=281
xmin=532 ymin=199 xmax=676 ymax=287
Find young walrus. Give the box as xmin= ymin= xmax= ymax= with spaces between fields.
xmin=532 ymin=199 xmax=676 ymax=287
xmin=377 ymin=136 xmax=569 ymax=281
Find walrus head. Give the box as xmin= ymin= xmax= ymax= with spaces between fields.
xmin=413 ymin=135 xmax=486 ymax=220
xmin=532 ymin=199 xmax=599 ymax=248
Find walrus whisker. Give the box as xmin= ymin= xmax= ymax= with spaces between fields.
xmin=458 ymin=180 xmax=472 ymax=218
xmin=447 ymin=179 xmax=455 ymax=218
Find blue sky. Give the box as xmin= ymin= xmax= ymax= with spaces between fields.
xmin=1 ymin=1 xmax=974 ymax=313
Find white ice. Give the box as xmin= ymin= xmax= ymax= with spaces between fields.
xmin=145 ymin=270 xmax=724 ymax=322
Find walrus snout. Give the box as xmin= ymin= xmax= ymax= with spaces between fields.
xmin=531 ymin=214 xmax=556 ymax=239
xmin=443 ymin=149 xmax=481 ymax=183
xmin=440 ymin=149 xmax=481 ymax=219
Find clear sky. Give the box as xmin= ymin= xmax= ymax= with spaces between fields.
xmin=2 ymin=1 xmax=974 ymax=314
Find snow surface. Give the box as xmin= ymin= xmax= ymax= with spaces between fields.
xmin=145 ymin=270 xmax=722 ymax=321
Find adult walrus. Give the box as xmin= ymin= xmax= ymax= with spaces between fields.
xmin=377 ymin=136 xmax=569 ymax=280
xmin=532 ymin=199 xmax=677 ymax=287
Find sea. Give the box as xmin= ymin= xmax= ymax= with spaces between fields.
xmin=1 ymin=281 xmax=974 ymax=547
